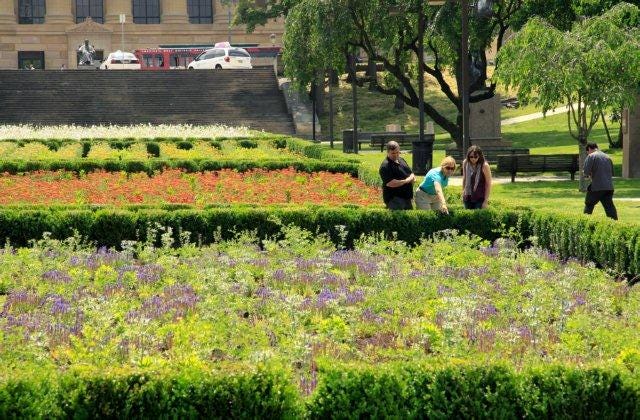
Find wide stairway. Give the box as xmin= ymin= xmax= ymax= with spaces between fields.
xmin=0 ymin=68 xmax=294 ymax=134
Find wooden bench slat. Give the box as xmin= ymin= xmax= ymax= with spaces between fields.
xmin=370 ymin=133 xmax=426 ymax=152
xmin=445 ymin=147 xmax=530 ymax=163
xmin=496 ymin=154 xmax=578 ymax=182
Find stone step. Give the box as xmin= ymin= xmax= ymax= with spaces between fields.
xmin=0 ymin=69 xmax=294 ymax=135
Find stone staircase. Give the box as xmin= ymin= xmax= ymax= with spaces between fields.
xmin=0 ymin=68 xmax=295 ymax=134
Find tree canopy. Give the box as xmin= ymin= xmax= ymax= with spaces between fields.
xmin=495 ymin=2 xmax=640 ymax=188
xmin=235 ymin=0 xmax=639 ymax=146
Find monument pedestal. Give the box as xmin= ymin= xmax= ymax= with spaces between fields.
xmin=469 ymin=94 xmax=511 ymax=148
xmin=77 ymin=63 xmax=98 ymax=70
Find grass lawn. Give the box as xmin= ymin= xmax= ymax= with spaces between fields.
xmin=315 ymin=77 xmax=638 ymax=222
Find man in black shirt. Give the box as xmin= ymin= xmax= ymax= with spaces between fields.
xmin=379 ymin=141 xmax=415 ymax=210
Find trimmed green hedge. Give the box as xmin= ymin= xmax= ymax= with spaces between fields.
xmin=1 ymin=364 xmax=637 ymax=418
xmin=308 ymin=363 xmax=639 ymax=419
xmin=0 ymin=158 xmax=359 ymax=176
xmin=0 ymin=206 xmax=637 ymax=275
xmin=0 ymin=367 xmax=302 ymax=418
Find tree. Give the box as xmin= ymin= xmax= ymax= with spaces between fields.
xmin=233 ymin=0 xmax=636 ymax=147
xmin=276 ymin=0 xmax=528 ymax=147
xmin=495 ymin=2 xmax=640 ymax=190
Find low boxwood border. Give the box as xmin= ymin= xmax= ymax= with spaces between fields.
xmin=0 ymin=206 xmax=637 ymax=276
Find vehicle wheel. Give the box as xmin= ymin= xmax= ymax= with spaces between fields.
xmin=215 ymin=65 xmax=222 ymax=69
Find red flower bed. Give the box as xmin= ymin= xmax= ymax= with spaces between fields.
xmin=0 ymin=169 xmax=380 ymax=206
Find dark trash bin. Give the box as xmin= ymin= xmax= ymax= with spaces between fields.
xmin=412 ymin=134 xmax=434 ymax=175
xmin=342 ymin=129 xmax=356 ymax=153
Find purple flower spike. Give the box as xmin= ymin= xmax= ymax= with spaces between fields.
xmin=42 ymin=270 xmax=72 ymax=283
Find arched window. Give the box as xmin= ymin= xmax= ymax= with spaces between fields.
xmin=188 ymin=0 xmax=213 ymax=24
xmin=18 ymin=0 xmax=45 ymax=24
xmin=76 ymin=0 xmax=104 ymax=23
xmin=132 ymin=0 xmax=160 ymax=24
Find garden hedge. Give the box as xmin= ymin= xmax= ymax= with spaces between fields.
xmin=308 ymin=363 xmax=639 ymax=419
xmin=0 ymin=206 xmax=637 ymax=276
xmin=0 ymin=367 xmax=302 ymax=418
xmin=1 ymin=364 xmax=637 ymax=418
xmin=0 ymin=158 xmax=359 ymax=176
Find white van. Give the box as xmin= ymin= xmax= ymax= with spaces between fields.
xmin=187 ymin=44 xmax=252 ymax=70
xmin=99 ymin=51 xmax=141 ymax=70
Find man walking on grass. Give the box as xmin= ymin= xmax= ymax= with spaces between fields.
xmin=583 ymin=142 xmax=618 ymax=220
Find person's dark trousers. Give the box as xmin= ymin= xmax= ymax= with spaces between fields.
xmin=584 ymin=189 xmax=618 ymax=220
xmin=463 ymin=200 xmax=483 ymax=210
xmin=386 ymin=197 xmax=413 ymax=210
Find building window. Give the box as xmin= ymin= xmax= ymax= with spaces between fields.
xmin=18 ymin=0 xmax=45 ymax=24
xmin=76 ymin=0 xmax=104 ymax=23
xmin=133 ymin=0 xmax=160 ymax=24
xmin=188 ymin=0 xmax=212 ymax=24
xmin=18 ymin=51 xmax=45 ymax=69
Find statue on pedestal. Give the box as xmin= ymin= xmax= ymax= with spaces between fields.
xmin=77 ymin=39 xmax=96 ymax=66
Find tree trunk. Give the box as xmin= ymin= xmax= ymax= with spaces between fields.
xmin=367 ymin=57 xmax=377 ymax=91
xmin=314 ymin=71 xmax=325 ymax=117
xmin=578 ymin=136 xmax=589 ymax=192
xmin=616 ymin=125 xmax=624 ymax=148
xmin=394 ymin=85 xmax=405 ymax=111
xmin=328 ymin=69 xmax=339 ymax=87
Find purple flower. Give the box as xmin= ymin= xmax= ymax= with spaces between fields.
xmin=572 ymin=292 xmax=587 ymax=307
xmin=316 ymin=288 xmax=338 ymax=308
xmin=50 ymin=296 xmax=71 ymax=315
xmin=42 ymin=270 xmax=72 ymax=283
xmin=437 ymin=284 xmax=454 ymax=296
xmin=344 ymin=289 xmax=365 ymax=305
xmin=272 ymin=269 xmax=287 ymax=281
xmin=126 ymin=284 xmax=199 ymax=323
xmin=518 ymin=326 xmax=533 ymax=342
xmin=361 ymin=307 xmax=384 ymax=324
xmin=255 ymin=286 xmax=273 ymax=299
xmin=296 ymin=258 xmax=317 ymax=270
xmin=473 ymin=304 xmax=498 ymax=321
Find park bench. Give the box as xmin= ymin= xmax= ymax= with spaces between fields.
xmin=342 ymin=130 xmax=405 ymax=151
xmin=445 ymin=147 xmax=530 ymax=163
xmin=496 ymin=154 xmax=579 ymax=182
xmin=370 ymin=133 xmax=421 ymax=152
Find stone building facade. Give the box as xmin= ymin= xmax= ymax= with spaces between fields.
xmin=0 ymin=0 xmax=283 ymax=69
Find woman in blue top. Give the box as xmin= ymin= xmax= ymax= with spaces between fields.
xmin=415 ymin=156 xmax=456 ymax=214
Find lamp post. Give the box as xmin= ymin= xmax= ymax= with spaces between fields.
xmin=426 ymin=1 xmax=471 ymax=153
xmin=418 ymin=7 xmax=426 ymax=146
xmin=460 ymin=0 xmax=471 ymax=155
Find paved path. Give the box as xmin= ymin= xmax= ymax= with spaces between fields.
xmin=446 ymin=174 xmax=568 ymax=186
xmin=502 ymin=105 xmax=572 ymax=125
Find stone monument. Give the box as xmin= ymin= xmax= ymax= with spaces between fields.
xmin=469 ymin=94 xmax=512 ymax=148
xmin=77 ymin=39 xmax=96 ymax=69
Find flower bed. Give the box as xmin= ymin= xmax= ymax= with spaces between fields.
xmin=0 ymin=139 xmax=303 ymax=161
xmin=0 ymin=124 xmax=253 ymax=140
xmin=0 ymin=229 xmax=637 ymax=383
xmin=0 ymin=168 xmax=379 ymax=206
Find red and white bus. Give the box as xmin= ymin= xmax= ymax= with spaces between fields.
xmin=134 ymin=44 xmax=281 ymax=70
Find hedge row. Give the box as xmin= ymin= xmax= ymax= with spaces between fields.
xmin=0 ymin=367 xmax=302 ymax=418
xmin=1 ymin=364 xmax=637 ymax=418
xmin=0 ymin=158 xmax=359 ymax=176
xmin=309 ymin=363 xmax=639 ymax=419
xmin=0 ymin=206 xmax=637 ymax=275
xmin=0 ymin=136 xmax=256 ymax=145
